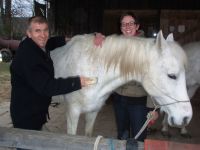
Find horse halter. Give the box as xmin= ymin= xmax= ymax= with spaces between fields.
xmin=134 ymin=78 xmax=190 ymax=140
xmin=149 ymin=77 xmax=190 ymax=109
xmin=134 ymin=97 xmax=190 ymax=140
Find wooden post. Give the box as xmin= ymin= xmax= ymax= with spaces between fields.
xmin=0 ymin=127 xmax=127 ymax=150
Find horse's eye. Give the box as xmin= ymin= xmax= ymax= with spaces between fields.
xmin=168 ymin=74 xmax=177 ymax=80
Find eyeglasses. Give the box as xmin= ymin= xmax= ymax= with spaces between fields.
xmin=121 ymin=21 xmax=136 ymax=28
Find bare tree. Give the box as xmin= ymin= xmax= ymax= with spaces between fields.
xmin=12 ymin=0 xmax=33 ymax=17
xmin=0 ymin=0 xmax=34 ymax=38
xmin=1 ymin=0 xmax=46 ymax=38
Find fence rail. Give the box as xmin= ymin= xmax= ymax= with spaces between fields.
xmin=0 ymin=127 xmax=135 ymax=150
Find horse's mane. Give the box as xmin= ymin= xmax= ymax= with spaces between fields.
xmin=86 ymin=34 xmax=153 ymax=78
xmin=68 ymin=34 xmax=187 ymax=78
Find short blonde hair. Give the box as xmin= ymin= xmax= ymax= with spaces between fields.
xmin=27 ymin=16 xmax=48 ymax=30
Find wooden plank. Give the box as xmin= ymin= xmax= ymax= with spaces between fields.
xmin=145 ymin=139 xmax=200 ymax=150
xmin=0 ymin=103 xmax=144 ymax=150
xmin=0 ymin=127 xmax=128 ymax=150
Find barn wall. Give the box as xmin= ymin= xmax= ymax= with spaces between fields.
xmin=103 ymin=9 xmax=200 ymax=45
xmin=50 ymin=0 xmax=200 ymax=37
xmin=50 ymin=0 xmax=200 ymax=43
xmin=160 ymin=10 xmax=200 ymax=45
xmin=52 ymin=0 xmax=104 ymax=36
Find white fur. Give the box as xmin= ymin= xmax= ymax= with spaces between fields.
xmin=185 ymin=42 xmax=200 ymax=97
xmin=162 ymin=41 xmax=200 ymax=135
xmin=50 ymin=31 xmax=192 ymax=136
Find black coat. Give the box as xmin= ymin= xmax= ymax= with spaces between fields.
xmin=10 ymin=37 xmax=81 ymax=130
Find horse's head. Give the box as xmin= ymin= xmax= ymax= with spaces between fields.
xmin=142 ymin=31 xmax=193 ymax=127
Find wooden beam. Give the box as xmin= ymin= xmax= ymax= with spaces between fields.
xmin=0 ymin=127 xmax=127 ymax=150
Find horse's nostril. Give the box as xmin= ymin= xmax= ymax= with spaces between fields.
xmin=183 ymin=117 xmax=188 ymax=126
xmin=170 ymin=116 xmax=189 ymax=127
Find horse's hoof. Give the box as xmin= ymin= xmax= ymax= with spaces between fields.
xmin=161 ymin=131 xmax=171 ymax=138
xmin=180 ymin=133 xmax=192 ymax=138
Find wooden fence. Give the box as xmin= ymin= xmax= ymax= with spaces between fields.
xmin=0 ymin=127 xmax=144 ymax=150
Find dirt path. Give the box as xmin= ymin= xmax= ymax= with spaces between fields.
xmin=0 ymin=74 xmax=10 ymax=103
xmin=47 ymin=94 xmax=200 ymax=144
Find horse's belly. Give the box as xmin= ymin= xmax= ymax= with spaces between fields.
xmin=65 ymin=91 xmax=107 ymax=113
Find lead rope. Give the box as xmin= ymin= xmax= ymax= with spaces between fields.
xmin=134 ymin=104 xmax=159 ymax=140
xmin=134 ymin=93 xmax=190 ymax=140
xmin=94 ymin=135 xmax=103 ymax=150
xmin=94 ymin=135 xmax=115 ymax=150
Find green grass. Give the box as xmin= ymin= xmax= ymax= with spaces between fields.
xmin=0 ymin=62 xmax=10 ymax=81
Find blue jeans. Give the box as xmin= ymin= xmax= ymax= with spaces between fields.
xmin=113 ymin=93 xmax=148 ymax=142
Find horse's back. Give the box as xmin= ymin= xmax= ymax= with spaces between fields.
xmin=183 ymin=41 xmax=200 ymax=93
xmin=51 ymin=34 xmax=105 ymax=111
xmin=50 ymin=34 xmax=96 ymax=78
xmin=184 ymin=41 xmax=200 ymax=58
xmin=183 ymin=41 xmax=200 ymax=75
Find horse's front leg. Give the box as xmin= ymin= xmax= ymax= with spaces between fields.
xmin=66 ymin=104 xmax=81 ymax=135
xmin=161 ymin=112 xmax=171 ymax=137
xmin=85 ymin=111 xmax=99 ymax=136
xmin=180 ymin=126 xmax=192 ymax=138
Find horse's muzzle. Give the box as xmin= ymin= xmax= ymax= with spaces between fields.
xmin=170 ymin=116 xmax=190 ymax=127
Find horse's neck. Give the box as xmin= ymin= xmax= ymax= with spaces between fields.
xmin=101 ymin=36 xmax=151 ymax=83
xmin=98 ymin=65 xmax=142 ymax=96
xmin=93 ymin=37 xmax=152 ymax=95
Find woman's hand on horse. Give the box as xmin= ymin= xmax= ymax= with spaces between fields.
xmin=80 ymin=76 xmax=98 ymax=87
xmin=94 ymin=33 xmax=105 ymax=47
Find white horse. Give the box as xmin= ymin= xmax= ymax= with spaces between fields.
xmin=185 ymin=42 xmax=200 ymax=98
xmin=161 ymin=41 xmax=200 ymax=137
xmin=50 ymin=31 xmax=193 ymax=136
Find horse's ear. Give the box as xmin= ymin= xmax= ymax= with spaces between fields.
xmin=166 ymin=33 xmax=174 ymax=42
xmin=155 ymin=30 xmax=167 ymax=49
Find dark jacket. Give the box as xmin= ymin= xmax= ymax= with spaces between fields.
xmin=10 ymin=37 xmax=81 ymax=130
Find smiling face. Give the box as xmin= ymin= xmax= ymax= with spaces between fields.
xmin=26 ymin=22 xmax=49 ymax=49
xmin=120 ymin=15 xmax=140 ymax=37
